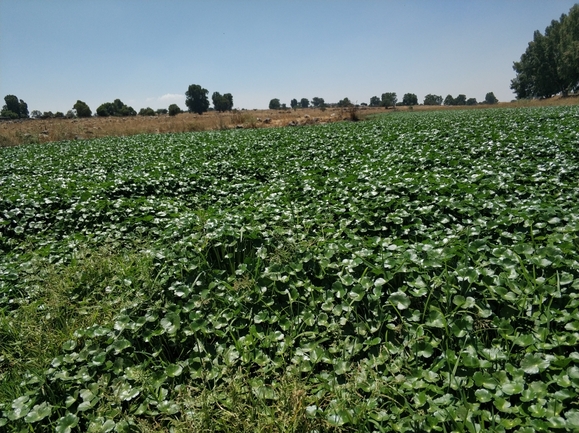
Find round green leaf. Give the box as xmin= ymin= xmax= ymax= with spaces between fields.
xmin=521 ymin=353 xmax=550 ymax=374
xmin=475 ymin=389 xmax=492 ymax=403
xmin=425 ymin=309 xmax=446 ymax=328
xmin=25 ymin=403 xmax=52 ymax=424
xmin=55 ymin=413 xmax=79 ymax=433
xmin=166 ymin=363 xmax=183 ymax=377
xmin=388 ymin=291 xmax=410 ymax=310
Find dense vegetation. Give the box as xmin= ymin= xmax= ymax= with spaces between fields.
xmin=1 ymin=107 xmax=579 ymax=432
xmin=511 ymin=4 xmax=579 ymax=99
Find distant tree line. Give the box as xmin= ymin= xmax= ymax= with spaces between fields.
xmin=2 ymin=84 xmax=499 ymax=123
xmin=511 ymin=4 xmax=579 ymax=99
xmin=266 ymin=91 xmax=498 ymax=111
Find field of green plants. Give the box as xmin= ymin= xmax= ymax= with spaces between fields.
xmin=1 ymin=107 xmax=579 ymax=432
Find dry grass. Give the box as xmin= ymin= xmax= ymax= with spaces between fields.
xmin=0 ymin=107 xmax=383 ymax=147
xmin=2 ymin=96 xmax=578 ymax=147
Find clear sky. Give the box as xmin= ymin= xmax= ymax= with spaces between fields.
xmin=1 ymin=0 xmax=577 ymax=113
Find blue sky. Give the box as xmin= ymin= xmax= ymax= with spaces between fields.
xmin=1 ymin=0 xmax=577 ymax=113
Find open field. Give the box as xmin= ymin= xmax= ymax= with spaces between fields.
xmin=0 ymin=107 xmax=383 ymax=148
xmin=2 ymin=96 xmax=579 ymax=148
xmin=1 ymin=106 xmax=579 ymax=432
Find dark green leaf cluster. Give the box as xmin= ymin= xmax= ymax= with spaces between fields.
xmin=185 ymin=84 xmax=210 ymax=115
xmin=72 ymin=100 xmax=92 ymax=118
xmin=402 ymin=93 xmax=418 ymax=106
xmin=1 ymin=107 xmax=579 ymax=431
xmin=1 ymin=95 xmax=29 ymax=119
xmin=337 ymin=97 xmax=352 ymax=107
xmin=96 ymin=99 xmax=136 ymax=117
xmin=311 ymin=97 xmax=325 ymax=108
xmin=511 ymin=4 xmax=579 ymax=98
xmin=268 ymin=98 xmax=281 ymax=110
xmin=212 ymin=92 xmax=233 ymax=112
xmin=138 ymin=107 xmax=156 ymax=116
xmin=168 ymin=104 xmax=182 ymax=116
xmin=380 ymin=92 xmax=397 ymax=108
xmin=423 ymin=94 xmax=443 ymax=105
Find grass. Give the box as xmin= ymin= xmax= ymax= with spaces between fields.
xmin=0 ymin=242 xmax=158 ymax=403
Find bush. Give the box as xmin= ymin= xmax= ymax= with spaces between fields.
xmin=73 ymin=100 xmax=92 ymax=118
xmin=96 ymin=99 xmax=135 ymax=117
xmin=168 ymin=104 xmax=182 ymax=116
xmin=269 ymin=99 xmax=281 ymax=110
xmin=138 ymin=107 xmax=156 ymax=116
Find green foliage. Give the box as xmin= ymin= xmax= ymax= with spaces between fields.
xmin=300 ymin=98 xmax=309 ymax=108
xmin=168 ymin=104 xmax=182 ymax=116
xmin=212 ymin=92 xmax=234 ymax=112
xmin=423 ymin=94 xmax=443 ymax=105
xmin=18 ymin=100 xmax=29 ymax=119
xmin=369 ymin=96 xmax=381 ymax=107
xmin=2 ymin=95 xmax=19 ymax=118
xmin=0 ymin=110 xmax=18 ymax=119
xmin=466 ymin=97 xmax=478 ymax=105
xmin=1 ymin=95 xmax=28 ymax=119
xmin=311 ymin=97 xmax=325 ymax=108
xmin=454 ymin=94 xmax=467 ymax=105
xmin=485 ymin=92 xmax=498 ymax=104
xmin=444 ymin=94 xmax=468 ymax=106
xmin=268 ymin=98 xmax=281 ymax=110
xmin=290 ymin=98 xmax=298 ymax=109
xmin=337 ymin=97 xmax=352 ymax=107
xmin=512 ymin=4 xmax=579 ymax=98
xmin=96 ymin=99 xmax=136 ymax=117
xmin=138 ymin=107 xmax=156 ymax=116
xmin=185 ymin=84 xmax=210 ymax=115
xmin=156 ymin=108 xmax=168 ymax=115
xmin=381 ymin=92 xmax=397 ymax=108
xmin=73 ymin=100 xmax=91 ymax=118
xmin=402 ymin=93 xmax=418 ymax=106
xmin=2 ymin=107 xmax=579 ymax=431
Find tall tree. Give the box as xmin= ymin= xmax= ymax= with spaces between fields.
xmin=423 ymin=94 xmax=442 ymax=105
xmin=444 ymin=95 xmax=454 ymax=106
xmin=290 ymin=99 xmax=298 ymax=109
xmin=369 ymin=96 xmax=381 ymax=107
xmin=484 ymin=92 xmax=498 ymax=104
xmin=300 ymin=98 xmax=309 ymax=108
xmin=311 ymin=97 xmax=325 ymax=107
xmin=212 ymin=92 xmax=233 ymax=112
xmin=381 ymin=92 xmax=397 ymax=108
xmin=337 ymin=97 xmax=352 ymax=107
xmin=454 ymin=94 xmax=467 ymax=105
xmin=402 ymin=93 xmax=418 ymax=106
xmin=269 ymin=98 xmax=281 ymax=110
xmin=511 ymin=4 xmax=579 ymax=99
xmin=1 ymin=94 xmax=28 ymax=118
xmin=73 ymin=100 xmax=92 ymax=118
xmin=185 ymin=84 xmax=210 ymax=114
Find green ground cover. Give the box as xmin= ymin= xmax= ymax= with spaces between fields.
xmin=1 ymin=107 xmax=579 ymax=432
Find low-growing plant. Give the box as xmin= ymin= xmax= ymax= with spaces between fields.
xmin=1 ymin=106 xmax=579 ymax=432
